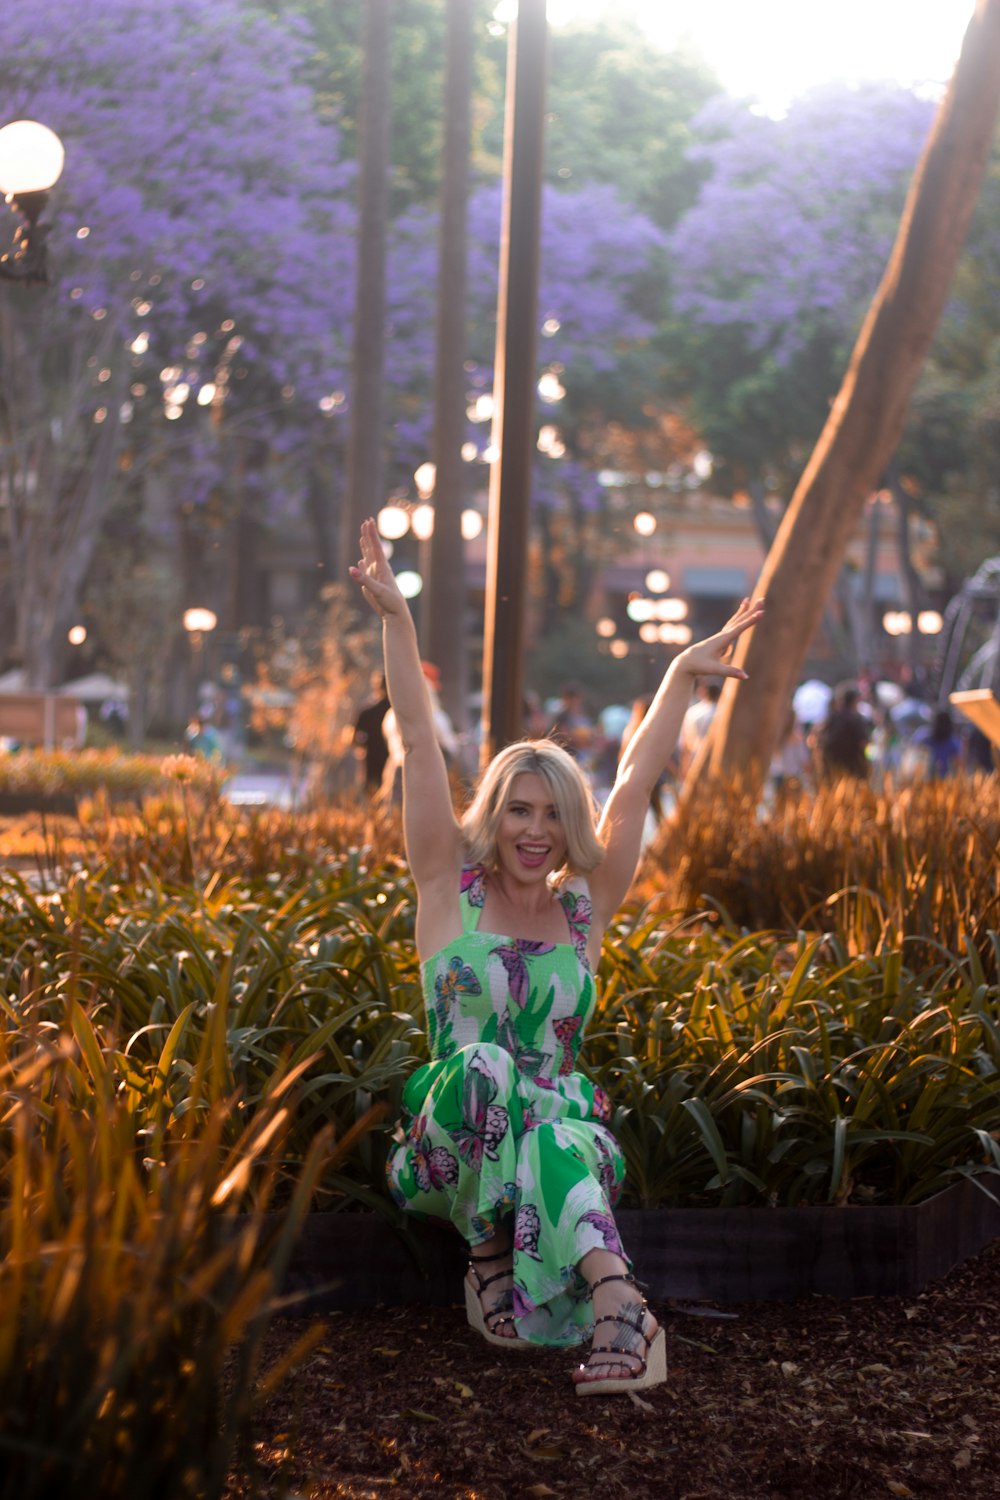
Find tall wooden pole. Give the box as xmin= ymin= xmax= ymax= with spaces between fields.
xmin=343 ymin=0 xmax=392 ymax=578
xmin=480 ymin=0 xmax=548 ymax=765
xmin=424 ymin=0 xmax=473 ymax=737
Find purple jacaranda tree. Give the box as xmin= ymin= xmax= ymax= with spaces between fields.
xmin=694 ymin=1 xmax=1000 ymax=788
xmin=670 ymin=84 xmax=936 ymax=364
xmin=662 ymin=84 xmax=937 ymax=665
xmin=1 ymin=0 xmax=673 ymax=694
xmin=385 ymin=179 xmax=666 ymax=467
xmin=666 ymin=83 xmax=936 ymax=521
xmin=0 ymin=0 xmax=357 ymax=687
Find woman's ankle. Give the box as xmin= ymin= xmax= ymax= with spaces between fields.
xmin=469 ymin=1226 xmax=511 ymax=1261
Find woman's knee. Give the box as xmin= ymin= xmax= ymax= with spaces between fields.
xmin=452 ymin=1041 xmax=518 ymax=1081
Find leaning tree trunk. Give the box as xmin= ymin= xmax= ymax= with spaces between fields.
xmin=698 ymin=0 xmax=1000 ymax=788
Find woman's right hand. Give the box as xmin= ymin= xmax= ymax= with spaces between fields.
xmin=349 ymin=517 xmax=408 ymax=619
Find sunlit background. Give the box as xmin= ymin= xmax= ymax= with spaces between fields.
xmin=522 ymin=0 xmax=970 ymax=113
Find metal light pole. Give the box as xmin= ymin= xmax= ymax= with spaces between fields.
xmin=480 ymin=0 xmax=548 ymax=766
xmin=182 ymin=607 xmax=217 ymax=721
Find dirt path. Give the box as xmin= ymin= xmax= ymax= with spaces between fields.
xmin=231 ymin=1237 xmax=1000 ymax=1499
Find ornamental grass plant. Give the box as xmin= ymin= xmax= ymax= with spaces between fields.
xmin=0 ymin=770 xmax=997 ymax=1224
xmin=71 ymin=783 xmax=401 ymax=886
xmin=644 ymin=772 xmax=1000 ymax=971
xmin=591 ymin=910 xmax=1000 ymax=1208
xmin=0 ymin=747 xmax=223 ymax=802
xmin=0 ymin=866 xmax=423 ymax=1212
xmin=1 ymin=865 xmax=998 ymax=1216
xmin=0 ymin=983 xmax=335 ymax=1500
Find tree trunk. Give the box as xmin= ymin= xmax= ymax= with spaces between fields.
xmin=341 ymin=0 xmax=392 ymax=580
xmin=700 ymin=0 xmax=1000 ymax=787
xmin=889 ymin=461 xmax=924 ymax=679
xmin=480 ymin=0 xmax=549 ymax=763
xmin=424 ymin=0 xmax=473 ymax=738
xmin=1 ymin=285 xmax=127 ymax=688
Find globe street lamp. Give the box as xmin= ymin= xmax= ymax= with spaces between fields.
xmin=0 ymin=120 xmax=65 ymax=285
xmin=183 ymin=607 xmax=218 ymax=718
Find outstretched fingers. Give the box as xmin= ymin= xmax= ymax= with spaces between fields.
xmin=685 ymin=597 xmax=764 ymax=680
xmin=349 ymin=518 xmax=406 ymax=617
xmin=718 ymin=596 xmax=765 ymax=652
xmin=726 ymin=596 xmax=765 ymax=632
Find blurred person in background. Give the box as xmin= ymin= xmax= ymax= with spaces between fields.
xmin=966 ymin=723 xmax=996 ymax=774
xmin=768 ymin=706 xmax=811 ymax=799
xmin=381 ymin=661 xmax=458 ymax=804
xmin=185 ymin=712 xmax=222 ymax=762
xmin=677 ymin=681 xmax=720 ymax=779
xmin=353 ymin=671 xmax=391 ymax=792
xmin=815 ymin=687 xmax=871 ymax=782
xmin=909 ymin=707 xmax=964 ymax=780
xmin=550 ymin=683 xmax=594 ymax=763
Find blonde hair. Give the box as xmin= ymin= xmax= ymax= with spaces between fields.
xmin=461 ymin=738 xmax=604 ymax=881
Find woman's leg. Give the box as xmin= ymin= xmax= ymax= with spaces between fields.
xmin=507 ymin=1118 xmax=628 ymax=1347
xmin=387 ymin=1043 xmax=524 ymax=1338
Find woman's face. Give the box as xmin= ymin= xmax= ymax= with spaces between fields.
xmin=494 ymin=772 xmax=568 ymax=883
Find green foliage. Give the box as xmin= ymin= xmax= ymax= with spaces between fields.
xmin=1 ymin=780 xmax=998 ymax=1246
xmin=261 ymin=0 xmax=503 ymax=208
xmin=0 ymin=860 xmax=424 ymax=1211
xmin=0 ymin=983 xmax=332 ymax=1499
xmin=538 ymin=17 xmax=720 ymax=229
xmin=590 ymin=913 xmax=1000 ymax=1209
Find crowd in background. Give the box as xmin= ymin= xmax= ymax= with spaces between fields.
xmin=351 ymin=665 xmax=996 ymax=831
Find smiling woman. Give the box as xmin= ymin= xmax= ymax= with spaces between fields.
xmin=537 ymin=0 xmax=969 ymax=112
xmin=349 ymin=517 xmax=763 ymax=1396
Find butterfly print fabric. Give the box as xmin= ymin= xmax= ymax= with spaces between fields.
xmin=386 ymin=867 xmax=630 ymax=1348
xmin=488 ymin=938 xmax=556 ymax=1010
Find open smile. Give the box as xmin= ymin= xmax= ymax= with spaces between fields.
xmin=516 ymin=843 xmax=551 ymax=867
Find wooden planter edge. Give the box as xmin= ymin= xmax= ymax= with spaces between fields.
xmin=270 ymin=1176 xmax=1000 ymax=1310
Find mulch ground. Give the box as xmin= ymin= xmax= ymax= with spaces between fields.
xmin=230 ymin=1237 xmax=1000 ymax=1500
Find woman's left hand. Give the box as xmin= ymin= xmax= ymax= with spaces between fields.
xmin=676 ymin=597 xmax=765 ymax=680
xmin=349 ymin=517 xmax=409 ymax=620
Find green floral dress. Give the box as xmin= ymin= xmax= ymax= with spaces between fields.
xmin=386 ymin=865 xmax=628 ymax=1347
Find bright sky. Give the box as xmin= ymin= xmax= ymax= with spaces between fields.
xmin=540 ymin=0 xmax=974 ymax=113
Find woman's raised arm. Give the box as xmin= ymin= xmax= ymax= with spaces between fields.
xmin=350 ymin=520 xmax=464 ymax=911
xmin=589 ymin=596 xmax=765 ymax=931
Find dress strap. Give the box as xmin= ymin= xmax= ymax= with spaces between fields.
xmin=558 ymin=878 xmax=592 ymax=923
xmin=459 ymin=865 xmax=487 ymax=932
xmin=557 ymin=878 xmax=594 ymax=967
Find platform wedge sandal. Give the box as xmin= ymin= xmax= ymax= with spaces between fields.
xmin=572 ymin=1272 xmax=666 ymax=1397
xmin=464 ymin=1248 xmax=531 ymax=1350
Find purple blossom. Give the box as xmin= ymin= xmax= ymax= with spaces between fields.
xmin=668 ymin=84 xmax=936 ymax=363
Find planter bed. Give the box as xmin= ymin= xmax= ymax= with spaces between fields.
xmin=274 ymin=1177 xmax=1000 ymax=1311
xmin=0 ymin=792 xmax=79 ymax=816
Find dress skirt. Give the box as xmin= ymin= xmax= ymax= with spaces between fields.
xmin=387 ymin=1040 xmax=629 ymax=1348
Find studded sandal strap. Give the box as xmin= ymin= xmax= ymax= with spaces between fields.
xmin=582 ymin=1275 xmax=651 ymax=1373
xmin=583 ymin=1350 xmax=648 ymax=1376
xmin=469 ymin=1265 xmax=513 ymax=1295
xmin=587 ymin=1271 xmax=645 ymax=1296
xmin=591 ymin=1312 xmax=652 ymax=1354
